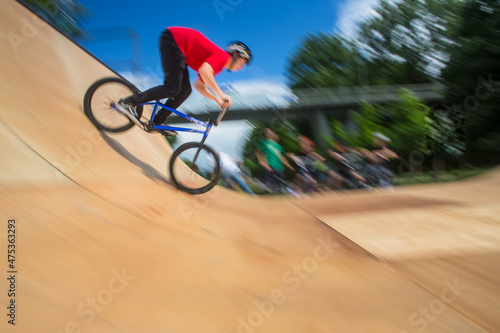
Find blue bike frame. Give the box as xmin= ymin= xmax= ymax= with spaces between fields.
xmin=142 ymin=101 xmax=213 ymax=139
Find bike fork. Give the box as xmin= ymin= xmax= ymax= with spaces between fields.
xmin=191 ymin=125 xmax=212 ymax=168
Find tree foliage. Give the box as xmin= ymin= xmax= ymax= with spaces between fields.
xmin=285 ymin=0 xmax=500 ymax=166
xmin=332 ymin=103 xmax=385 ymax=148
xmin=386 ymin=89 xmax=433 ymax=156
xmin=441 ymin=0 xmax=500 ymax=163
xmin=24 ymin=0 xmax=90 ymax=38
xmin=286 ymin=33 xmax=366 ymax=89
xmin=357 ymin=0 xmax=461 ymax=84
xmin=287 ymin=0 xmax=463 ymax=89
xmin=332 ymin=89 xmax=433 ymax=159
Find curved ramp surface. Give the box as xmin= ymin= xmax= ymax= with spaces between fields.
xmin=1 ymin=1 xmax=499 ymax=332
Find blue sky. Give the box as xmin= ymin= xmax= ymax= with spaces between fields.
xmin=79 ymin=0 xmax=379 ymax=86
xmin=77 ymin=0 xmax=380 ymax=158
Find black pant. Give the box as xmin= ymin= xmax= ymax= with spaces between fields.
xmin=124 ymin=29 xmax=192 ymax=125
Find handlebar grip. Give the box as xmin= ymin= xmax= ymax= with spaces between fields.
xmin=215 ymin=104 xmax=228 ymax=126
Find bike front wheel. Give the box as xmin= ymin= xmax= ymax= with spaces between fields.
xmin=169 ymin=142 xmax=222 ymax=194
xmin=83 ymin=77 xmax=143 ymax=133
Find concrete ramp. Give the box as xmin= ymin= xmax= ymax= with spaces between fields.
xmin=1 ymin=1 xmax=498 ymax=332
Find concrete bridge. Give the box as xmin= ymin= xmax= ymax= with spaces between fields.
xmin=170 ymin=83 xmax=445 ymax=141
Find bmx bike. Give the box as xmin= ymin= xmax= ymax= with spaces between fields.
xmin=83 ymin=76 xmax=226 ymax=195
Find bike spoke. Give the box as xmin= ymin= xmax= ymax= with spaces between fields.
xmin=169 ymin=142 xmax=221 ymax=194
xmin=84 ymin=78 xmax=137 ymax=132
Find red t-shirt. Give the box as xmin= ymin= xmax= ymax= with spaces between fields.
xmin=168 ymin=27 xmax=230 ymax=76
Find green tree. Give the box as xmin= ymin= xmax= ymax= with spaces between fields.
xmin=331 ymin=89 xmax=433 ymax=167
xmin=286 ymin=0 xmax=462 ymax=89
xmin=441 ymin=0 xmax=500 ymax=164
xmin=427 ymin=109 xmax=465 ymax=163
xmin=165 ymin=134 xmax=178 ymax=147
xmin=286 ymin=32 xmax=366 ymax=89
xmin=357 ymin=0 xmax=462 ymax=84
xmin=332 ymin=102 xmax=385 ymax=148
xmin=386 ymin=89 xmax=433 ymax=157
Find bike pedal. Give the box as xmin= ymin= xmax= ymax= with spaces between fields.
xmin=114 ymin=103 xmax=142 ymax=127
xmin=130 ymin=117 xmax=143 ymax=127
xmin=158 ymin=129 xmax=178 ymax=137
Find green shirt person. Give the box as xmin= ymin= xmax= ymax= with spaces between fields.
xmin=258 ymin=138 xmax=286 ymax=172
xmin=256 ymin=129 xmax=294 ymax=192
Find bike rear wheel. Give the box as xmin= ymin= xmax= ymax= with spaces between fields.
xmin=83 ymin=77 xmax=143 ymax=133
xmin=169 ymin=142 xmax=222 ymax=194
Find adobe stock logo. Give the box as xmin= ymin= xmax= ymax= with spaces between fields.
xmin=7 ymin=14 xmax=49 ymax=53
xmin=54 ymin=268 xmax=135 ymax=333
xmin=179 ymin=186 xmax=221 ymax=224
xmin=213 ymin=0 xmax=243 ymax=21
xmin=6 ymin=0 xmax=68 ymax=54
xmin=65 ymin=128 xmax=103 ymax=168
xmin=401 ymin=277 xmax=468 ymax=333
xmin=229 ymin=236 xmax=340 ymax=333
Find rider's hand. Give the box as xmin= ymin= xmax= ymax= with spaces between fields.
xmin=218 ymin=94 xmax=232 ymax=110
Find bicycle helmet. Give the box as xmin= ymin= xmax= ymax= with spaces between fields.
xmin=227 ymin=41 xmax=252 ymax=64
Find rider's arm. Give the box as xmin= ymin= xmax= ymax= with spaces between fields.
xmin=328 ymin=149 xmax=344 ymax=162
xmin=193 ymin=78 xmax=218 ymax=103
xmin=309 ymin=151 xmax=326 ymax=163
xmin=280 ymin=154 xmax=294 ymax=171
xmin=381 ymin=147 xmax=399 ymax=159
xmin=256 ymin=149 xmax=272 ymax=171
xmin=196 ymin=62 xmax=232 ymax=108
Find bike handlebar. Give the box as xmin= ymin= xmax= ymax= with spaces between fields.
xmin=214 ymin=100 xmax=229 ymax=126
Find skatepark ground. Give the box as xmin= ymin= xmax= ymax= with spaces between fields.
xmin=1 ymin=1 xmax=499 ymax=332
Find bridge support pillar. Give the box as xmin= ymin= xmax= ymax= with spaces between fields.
xmin=345 ymin=116 xmax=357 ymax=133
xmin=313 ymin=109 xmax=332 ymax=147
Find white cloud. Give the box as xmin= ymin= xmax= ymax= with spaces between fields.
xmin=120 ymin=71 xmax=294 ymax=158
xmin=179 ymin=79 xmax=297 ymax=159
xmin=180 ymin=79 xmax=297 ymax=113
xmin=121 ymin=71 xmax=297 ymax=113
xmin=197 ymin=120 xmax=253 ymax=159
xmin=120 ymin=70 xmax=163 ymax=91
xmin=220 ymin=79 xmax=297 ymax=109
xmin=334 ymin=0 xmax=382 ymax=38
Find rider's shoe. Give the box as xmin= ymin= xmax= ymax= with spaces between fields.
xmin=150 ymin=119 xmax=178 ymax=136
xmin=116 ymin=100 xmax=142 ymax=126
xmin=155 ymin=127 xmax=178 ymax=136
xmin=143 ymin=121 xmax=178 ymax=136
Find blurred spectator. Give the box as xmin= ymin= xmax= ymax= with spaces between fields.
xmin=256 ymin=128 xmax=294 ymax=193
xmin=373 ymin=132 xmax=398 ymax=161
xmin=371 ymin=132 xmax=398 ymax=188
xmin=218 ymin=151 xmax=255 ymax=195
xmin=288 ymin=135 xmax=342 ymax=192
xmin=328 ymin=142 xmax=370 ymax=190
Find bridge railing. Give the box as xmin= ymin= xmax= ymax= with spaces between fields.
xmin=293 ymin=84 xmax=444 ymax=107
xmin=173 ymin=83 xmax=445 ymax=121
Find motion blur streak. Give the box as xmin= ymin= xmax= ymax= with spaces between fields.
xmin=0 ymin=1 xmax=499 ymax=332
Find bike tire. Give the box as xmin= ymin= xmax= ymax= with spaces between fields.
xmin=83 ymin=77 xmax=143 ymax=133
xmin=169 ymin=142 xmax=222 ymax=195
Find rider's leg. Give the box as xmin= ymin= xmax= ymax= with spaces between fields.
xmin=270 ymin=170 xmax=285 ymax=194
xmin=122 ymin=29 xmax=186 ymax=118
xmin=263 ymin=169 xmax=275 ymax=193
xmin=153 ymin=67 xmax=192 ymax=125
xmin=230 ymin=172 xmax=255 ymax=195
